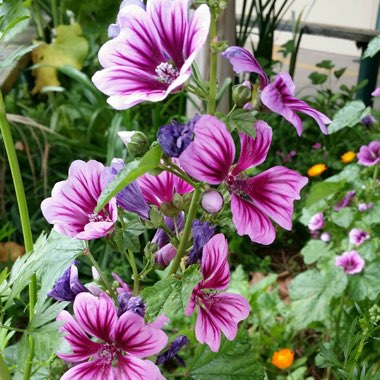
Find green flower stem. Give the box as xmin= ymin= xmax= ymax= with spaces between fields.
xmin=207 ymin=6 xmax=218 ymax=116
xmin=85 ymin=248 xmax=113 ymax=294
xmin=372 ymin=164 xmax=379 ymax=188
xmin=0 ymin=354 xmax=11 ymax=380
xmin=167 ymin=187 xmax=202 ymax=277
xmin=0 ymin=92 xmax=36 ymax=380
xmin=127 ymin=250 xmax=140 ymax=296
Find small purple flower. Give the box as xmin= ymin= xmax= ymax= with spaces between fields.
xmin=93 ymin=0 xmax=211 ymax=110
xmin=117 ymin=292 xmax=145 ymax=317
xmin=48 ymin=262 xmax=88 ymax=302
xmin=156 ymin=335 xmax=189 ymax=367
xmin=201 ymin=190 xmax=224 ymax=214
xmin=41 ymin=160 xmax=117 ymax=240
xmin=358 ymin=202 xmax=373 ymax=212
xmin=155 ymin=243 xmax=177 ymax=267
xmin=312 ymin=142 xmax=322 ymax=150
xmin=361 ymin=115 xmax=376 ymax=127
xmin=372 ymin=87 xmax=380 ymax=96
xmin=336 ymin=251 xmax=365 ymax=275
xmin=152 ymin=213 xmax=185 ymax=248
xmin=104 ymin=158 xmax=150 ymax=220
xmin=349 ymin=228 xmax=370 ymax=246
xmin=320 ymin=232 xmax=331 ymax=242
xmin=308 ymin=212 xmax=325 ymax=231
xmin=357 ymin=141 xmax=380 ymax=166
xmin=187 ymin=220 xmax=216 ymax=265
xmin=334 ymin=191 xmax=356 ymax=211
xmin=157 ymin=115 xmax=199 ymax=157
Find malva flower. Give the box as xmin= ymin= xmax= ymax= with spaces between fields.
xmin=349 ymin=228 xmax=370 ymax=246
xmin=92 ymin=0 xmax=211 ymax=109
xmin=307 ymin=163 xmax=327 ymax=177
xmin=179 ymin=116 xmax=308 ymax=245
xmin=357 ymin=141 xmax=380 ymax=166
xmin=336 ymin=251 xmax=365 ymax=275
xmin=57 ymin=292 xmax=167 ymax=379
xmin=341 ymin=151 xmax=356 ymax=164
xmin=185 ymin=234 xmax=250 ymax=352
xmin=41 ymin=160 xmax=117 ymax=240
xmin=271 ymin=348 xmax=294 ymax=370
xmin=308 ymin=212 xmax=325 ymax=231
xmin=358 ymin=202 xmax=373 ymax=212
xmin=222 ymin=46 xmax=331 ymax=136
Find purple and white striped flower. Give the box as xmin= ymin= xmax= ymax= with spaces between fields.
xmin=308 ymin=212 xmax=325 ymax=231
xmin=41 ymin=160 xmax=117 ymax=240
xmin=93 ymin=0 xmax=211 ymax=110
xmin=336 ymin=251 xmax=365 ymax=275
xmin=349 ymin=228 xmax=370 ymax=246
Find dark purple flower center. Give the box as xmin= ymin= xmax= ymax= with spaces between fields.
xmin=155 ymin=62 xmax=179 ymax=84
xmin=98 ymin=343 xmax=120 ymax=366
xmin=226 ymin=174 xmax=249 ymax=199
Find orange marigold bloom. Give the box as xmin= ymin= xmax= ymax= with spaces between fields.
xmin=307 ymin=163 xmax=327 ymax=177
xmin=341 ymin=151 xmax=356 ymax=164
xmin=272 ymin=348 xmax=294 ymax=369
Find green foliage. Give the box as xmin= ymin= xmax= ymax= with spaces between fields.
xmin=308 ymin=72 xmax=328 ymax=85
xmin=188 ymin=329 xmax=265 ymax=379
xmin=329 ymin=101 xmax=371 ymax=134
xmin=142 ymin=265 xmax=202 ymax=323
xmin=289 ymin=268 xmax=347 ymax=328
xmin=218 ymin=109 xmax=257 ymax=138
xmin=305 ymin=180 xmax=345 ymax=207
xmin=348 ymin=264 xmax=380 ymax=301
xmin=363 ymin=35 xmax=380 ymax=58
xmin=300 ymin=240 xmax=331 ymax=264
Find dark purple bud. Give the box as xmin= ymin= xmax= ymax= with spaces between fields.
xmin=361 ymin=115 xmax=376 ymax=127
xmin=104 ymin=158 xmax=150 ymax=219
xmin=157 ymin=115 xmax=199 ymax=157
xmin=187 ymin=220 xmax=216 ymax=265
xmin=334 ymin=190 xmax=356 ymax=211
xmin=152 ymin=213 xmax=184 ymax=248
xmin=48 ymin=262 xmax=88 ymax=302
xmin=117 ymin=293 xmax=145 ymax=317
xmin=156 ymin=335 xmax=190 ymax=367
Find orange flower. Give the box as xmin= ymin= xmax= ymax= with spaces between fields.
xmin=272 ymin=348 xmax=294 ymax=369
xmin=341 ymin=151 xmax=356 ymax=164
xmin=307 ymin=163 xmax=327 ymax=177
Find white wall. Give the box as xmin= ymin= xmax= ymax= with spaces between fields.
xmin=236 ymin=0 xmax=380 ymax=57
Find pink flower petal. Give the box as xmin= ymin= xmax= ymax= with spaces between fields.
xmin=73 ymin=293 xmax=117 ymax=342
xmin=232 ymin=120 xmax=272 ymax=175
xmin=180 ymin=115 xmax=235 ymax=184
xmin=148 ymin=314 xmax=169 ymax=330
xmin=112 ymin=311 xmax=168 ymax=357
xmin=241 ymin=166 xmax=308 ymax=230
xmin=195 ymin=293 xmax=250 ymax=352
xmin=61 ymin=359 xmax=113 ymax=380
xmin=116 ymin=355 xmax=165 ymax=380
xmin=200 ymin=234 xmax=230 ymax=291
xmin=222 ymin=47 xmax=269 ymax=89
xmin=56 ymin=311 xmax=100 ymax=363
xmin=231 ymin=194 xmax=276 ymax=245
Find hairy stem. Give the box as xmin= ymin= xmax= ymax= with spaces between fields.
xmin=127 ymin=250 xmax=140 ymax=296
xmin=0 ymin=92 xmax=36 ymax=380
xmin=85 ymin=248 xmax=113 ymax=294
xmin=167 ymin=188 xmax=202 ymax=277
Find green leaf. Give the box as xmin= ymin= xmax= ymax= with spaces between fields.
xmin=316 ymin=60 xmax=335 ymax=70
xmin=308 ymin=72 xmax=328 ymax=85
xmin=142 ymin=265 xmax=201 ymax=322
xmin=348 ymin=264 xmax=380 ymax=301
xmin=115 ymin=220 xmax=145 ymax=253
xmin=333 ymin=67 xmax=346 ymax=79
xmin=188 ymin=329 xmax=265 ymax=379
xmin=223 ymin=109 xmax=257 ymax=137
xmin=305 ymin=180 xmax=346 ymax=207
xmin=363 ymin=35 xmax=380 ymax=58
xmin=139 ymin=143 xmax=162 ymax=167
xmin=328 ymin=101 xmax=371 ymax=134
xmin=301 ymin=240 xmax=331 ymax=264
xmin=331 ymin=208 xmax=354 ymax=228
xmin=363 ymin=204 xmax=380 ymax=225
xmin=289 ymin=268 xmax=347 ymax=328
